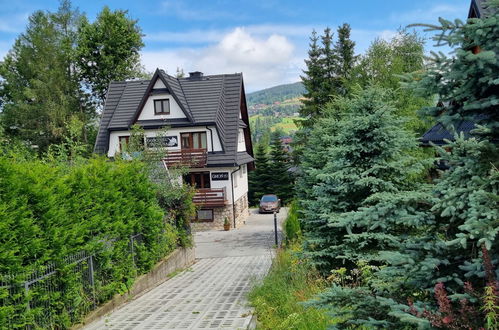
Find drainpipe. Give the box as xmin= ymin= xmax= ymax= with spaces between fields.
xmin=205 ymin=126 xmax=214 ymax=152
xmin=230 ymin=165 xmax=242 ymax=229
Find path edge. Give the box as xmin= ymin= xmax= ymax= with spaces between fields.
xmin=73 ymin=247 xmax=195 ymax=329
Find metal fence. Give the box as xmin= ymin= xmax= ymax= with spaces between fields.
xmin=0 ymin=233 xmax=146 ymax=329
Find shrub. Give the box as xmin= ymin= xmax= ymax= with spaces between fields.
xmin=0 ymin=154 xmax=193 ymax=328
xmin=283 ymin=200 xmax=301 ymax=243
xmin=249 ymin=244 xmax=335 ymax=329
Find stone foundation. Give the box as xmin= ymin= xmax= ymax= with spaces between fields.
xmin=191 ymin=193 xmax=249 ymax=231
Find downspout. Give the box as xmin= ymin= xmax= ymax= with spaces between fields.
xmin=230 ymin=165 xmax=242 ymax=229
xmin=206 ymin=126 xmax=214 ymax=152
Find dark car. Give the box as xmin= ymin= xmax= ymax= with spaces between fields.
xmin=259 ymin=194 xmax=281 ymax=214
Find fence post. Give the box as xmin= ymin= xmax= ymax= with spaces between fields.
xmin=130 ymin=235 xmax=135 ymax=266
xmin=24 ymin=281 xmax=30 ymax=311
xmin=89 ymin=255 xmax=96 ymax=309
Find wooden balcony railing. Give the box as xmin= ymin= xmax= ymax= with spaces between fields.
xmin=193 ymin=188 xmax=227 ymax=207
xmin=162 ymin=148 xmax=207 ymax=168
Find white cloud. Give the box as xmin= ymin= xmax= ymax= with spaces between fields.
xmin=145 ymin=23 xmax=314 ymax=44
xmin=141 ymin=27 xmax=298 ymax=92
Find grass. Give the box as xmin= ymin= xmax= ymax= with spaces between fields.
xmin=248 ymin=243 xmax=335 ymax=329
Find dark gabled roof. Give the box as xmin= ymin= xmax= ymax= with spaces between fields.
xmin=94 ymin=69 xmax=254 ymax=167
xmin=420 ymin=120 xmax=476 ymax=146
xmin=468 ymin=0 xmax=496 ymax=18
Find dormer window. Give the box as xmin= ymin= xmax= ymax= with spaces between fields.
xmin=154 ymin=99 xmax=170 ymax=115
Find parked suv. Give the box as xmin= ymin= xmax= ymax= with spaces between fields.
xmin=259 ymin=194 xmax=281 ymax=213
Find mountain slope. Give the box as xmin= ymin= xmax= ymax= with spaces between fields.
xmin=246 ymin=82 xmax=305 ymax=106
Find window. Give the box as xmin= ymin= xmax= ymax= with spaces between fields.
xmin=242 ymin=164 xmax=247 ymax=174
xmin=118 ymin=136 xmax=129 ymax=152
xmin=154 ymin=99 xmax=170 ymax=115
xmin=196 ymin=209 xmax=213 ymax=222
xmin=233 ymin=171 xmax=238 ymax=188
xmin=239 ymin=168 xmax=243 ymax=178
xmin=183 ymin=172 xmax=210 ymax=189
xmin=181 ymin=132 xmax=207 ymax=149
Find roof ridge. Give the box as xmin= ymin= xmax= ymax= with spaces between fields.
xmin=175 ymin=74 xmax=192 ymax=113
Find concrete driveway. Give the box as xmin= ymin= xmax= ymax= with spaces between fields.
xmin=84 ymin=208 xmax=286 ymax=330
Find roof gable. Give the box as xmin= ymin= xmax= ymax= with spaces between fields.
xmin=131 ymin=69 xmax=193 ymax=124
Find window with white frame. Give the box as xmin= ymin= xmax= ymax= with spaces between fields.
xmin=233 ymin=171 xmax=238 ymax=188
xmin=242 ymin=164 xmax=247 ymax=174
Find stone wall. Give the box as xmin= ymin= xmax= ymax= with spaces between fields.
xmin=191 ymin=192 xmax=249 ymax=231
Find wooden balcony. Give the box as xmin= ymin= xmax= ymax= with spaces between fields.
xmin=193 ymin=188 xmax=228 ymax=207
xmin=162 ymin=148 xmax=207 ymax=168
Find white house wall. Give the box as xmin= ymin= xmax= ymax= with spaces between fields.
xmin=187 ymin=165 xmax=247 ymax=205
xmin=237 ymin=129 xmax=246 ymax=152
xmin=107 ymin=126 xmax=222 ymax=157
xmin=137 ymin=91 xmax=186 ymax=121
xmin=232 ymin=165 xmax=248 ymax=202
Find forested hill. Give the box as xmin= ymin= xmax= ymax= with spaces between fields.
xmin=246 ymin=82 xmax=305 ymax=106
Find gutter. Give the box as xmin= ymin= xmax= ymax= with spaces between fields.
xmin=206 ymin=126 xmax=214 ymax=152
xmin=230 ymin=165 xmax=242 ymax=229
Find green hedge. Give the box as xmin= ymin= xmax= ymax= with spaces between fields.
xmin=0 ymin=155 xmax=192 ymax=328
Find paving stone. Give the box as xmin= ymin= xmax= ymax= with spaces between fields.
xmin=84 ymin=209 xmax=286 ymax=330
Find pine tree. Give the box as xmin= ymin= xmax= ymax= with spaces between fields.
xmin=248 ymin=143 xmax=272 ymax=205
xmin=268 ymin=134 xmax=294 ymax=204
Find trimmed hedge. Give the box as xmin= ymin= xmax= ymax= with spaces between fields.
xmin=0 ymin=155 xmax=192 ymax=328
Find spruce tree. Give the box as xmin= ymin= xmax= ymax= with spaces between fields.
xmin=268 ymin=134 xmax=294 ymax=204
xmin=308 ymin=4 xmax=499 ymax=327
xmin=248 ymin=143 xmax=272 ymax=205
xmin=299 ymin=30 xmax=323 ymax=126
xmin=333 ymin=23 xmax=356 ymax=96
xmin=299 ymin=87 xmax=422 ymax=273
xmin=406 ymin=3 xmax=499 ymax=141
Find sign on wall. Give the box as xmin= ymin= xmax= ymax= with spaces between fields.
xmin=211 ymin=172 xmax=229 ymax=181
xmin=146 ymin=136 xmax=178 ymax=148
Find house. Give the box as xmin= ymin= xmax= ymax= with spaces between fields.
xmin=94 ymin=69 xmax=254 ymax=231
xmin=421 ymin=0 xmax=491 ymax=147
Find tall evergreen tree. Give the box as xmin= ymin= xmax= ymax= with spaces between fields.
xmin=299 ymin=30 xmax=323 ymax=126
xmin=299 ymin=87 xmax=422 ymax=273
xmin=306 ymin=4 xmax=499 ymax=327
xmin=333 ymin=23 xmax=356 ymax=96
xmin=248 ymin=143 xmax=272 ymax=205
xmin=268 ymin=134 xmax=294 ymax=204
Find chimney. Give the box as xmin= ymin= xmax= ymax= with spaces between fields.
xmin=189 ymin=71 xmax=203 ymax=79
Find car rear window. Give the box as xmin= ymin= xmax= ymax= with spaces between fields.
xmin=261 ymin=195 xmax=277 ymax=202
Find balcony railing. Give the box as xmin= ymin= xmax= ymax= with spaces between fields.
xmin=162 ymin=148 xmax=207 ymax=168
xmin=193 ymin=188 xmax=227 ymax=207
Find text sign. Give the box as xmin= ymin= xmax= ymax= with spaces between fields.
xmin=211 ymin=172 xmax=229 ymax=181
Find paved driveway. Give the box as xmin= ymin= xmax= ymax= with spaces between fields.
xmin=84 ymin=208 xmax=286 ymax=330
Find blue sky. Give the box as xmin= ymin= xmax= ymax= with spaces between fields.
xmin=0 ymin=0 xmax=470 ymax=91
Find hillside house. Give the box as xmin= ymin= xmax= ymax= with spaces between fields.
xmin=94 ymin=69 xmax=254 ymax=231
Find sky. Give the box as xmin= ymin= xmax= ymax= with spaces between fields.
xmin=0 ymin=0 xmax=471 ymax=92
